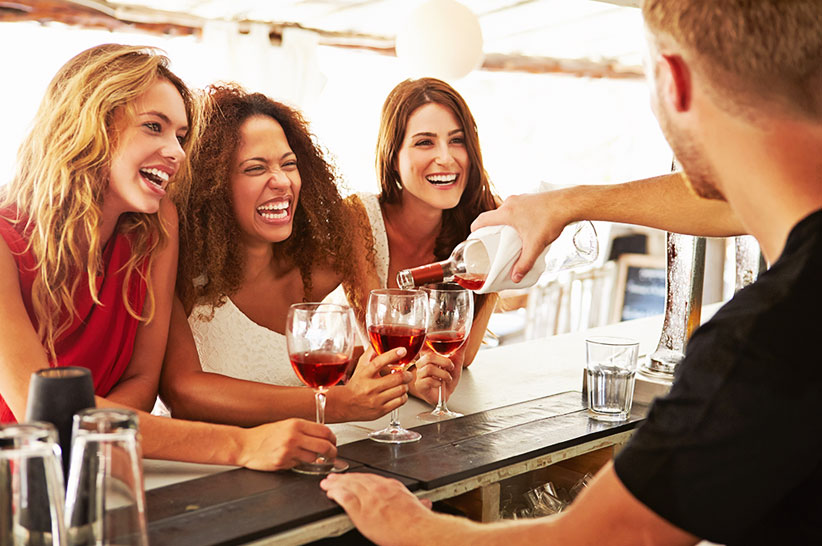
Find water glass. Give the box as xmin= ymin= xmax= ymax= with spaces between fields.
xmin=64 ymin=408 xmax=147 ymax=546
xmin=0 ymin=422 xmax=67 ymax=545
xmin=585 ymin=336 xmax=639 ymax=422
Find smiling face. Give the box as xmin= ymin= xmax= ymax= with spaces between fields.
xmin=105 ymin=78 xmax=188 ymax=217
xmin=395 ymin=102 xmax=469 ymax=211
xmin=230 ymin=115 xmax=301 ymax=248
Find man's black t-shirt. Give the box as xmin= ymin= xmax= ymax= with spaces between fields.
xmin=614 ymin=210 xmax=822 ymax=546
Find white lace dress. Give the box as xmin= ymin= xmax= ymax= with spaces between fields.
xmin=188 ymin=193 xmax=389 ymax=385
xmin=188 ymin=298 xmax=302 ymax=386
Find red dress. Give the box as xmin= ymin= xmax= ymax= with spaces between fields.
xmin=0 ymin=210 xmax=149 ymax=423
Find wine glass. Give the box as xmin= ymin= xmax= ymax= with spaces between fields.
xmin=286 ymin=303 xmax=354 ymax=474
xmin=366 ymin=289 xmax=427 ymax=443
xmin=417 ymin=283 xmax=473 ymax=421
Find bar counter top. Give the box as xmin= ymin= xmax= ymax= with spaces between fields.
xmin=144 ymin=305 xmax=721 ymax=545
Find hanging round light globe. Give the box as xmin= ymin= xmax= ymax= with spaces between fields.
xmin=395 ymin=0 xmax=484 ymax=81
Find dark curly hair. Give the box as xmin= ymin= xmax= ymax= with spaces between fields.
xmin=177 ymin=83 xmax=374 ymax=318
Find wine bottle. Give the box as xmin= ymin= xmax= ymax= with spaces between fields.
xmin=396 ymin=222 xmax=598 ymax=294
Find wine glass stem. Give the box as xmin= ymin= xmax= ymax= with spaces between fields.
xmin=435 ymin=383 xmax=445 ymax=410
xmin=315 ymin=389 xmax=328 ymax=464
xmin=315 ymin=389 xmax=327 ymax=425
xmin=388 ymin=408 xmax=400 ymax=428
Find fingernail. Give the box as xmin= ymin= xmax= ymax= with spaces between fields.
xmin=397 ymin=347 xmax=407 ymax=356
xmin=512 ymin=272 xmax=523 ymax=283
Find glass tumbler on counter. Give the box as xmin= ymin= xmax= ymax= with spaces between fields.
xmin=585 ymin=336 xmax=640 ymax=422
xmin=64 ymin=408 xmax=148 ymax=546
xmin=0 ymin=422 xmax=67 ymax=546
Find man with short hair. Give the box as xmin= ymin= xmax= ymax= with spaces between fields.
xmin=320 ymin=1 xmax=822 ymax=544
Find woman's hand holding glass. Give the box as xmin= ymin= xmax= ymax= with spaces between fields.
xmin=411 ymin=350 xmax=462 ymax=406
xmin=336 ymin=347 xmax=413 ymax=422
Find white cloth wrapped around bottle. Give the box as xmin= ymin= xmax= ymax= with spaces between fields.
xmin=465 ymin=225 xmax=551 ymax=294
xmin=466 ymin=222 xmax=599 ymax=294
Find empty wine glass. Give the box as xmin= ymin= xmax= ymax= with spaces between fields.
xmin=417 ymin=283 xmax=473 ymax=421
xmin=366 ymin=289 xmax=427 ymax=443
xmin=286 ymin=303 xmax=354 ymax=474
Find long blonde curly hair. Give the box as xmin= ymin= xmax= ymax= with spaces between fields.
xmin=0 ymin=44 xmax=200 ymax=359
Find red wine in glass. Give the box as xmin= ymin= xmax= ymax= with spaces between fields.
xmin=366 ymin=289 xmax=427 ymax=443
xmin=286 ymin=302 xmax=354 ymax=474
xmin=425 ymin=330 xmax=466 ymax=357
xmin=290 ymin=351 xmax=350 ymax=388
xmin=418 ymin=284 xmax=473 ymax=422
xmin=454 ymin=273 xmax=486 ymax=290
xmin=367 ymin=325 xmax=425 ymax=370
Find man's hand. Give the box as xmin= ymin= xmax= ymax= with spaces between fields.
xmin=410 ymin=350 xmax=461 ymax=405
xmin=321 ymin=473 xmax=434 ymax=546
xmin=471 ymin=192 xmax=571 ymax=283
xmin=239 ymin=418 xmax=337 ymax=471
xmin=335 ymin=347 xmax=413 ymax=421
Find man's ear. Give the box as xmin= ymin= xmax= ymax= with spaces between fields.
xmin=661 ymin=54 xmax=691 ymax=112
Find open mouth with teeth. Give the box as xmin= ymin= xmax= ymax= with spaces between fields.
xmin=256 ymin=199 xmax=291 ymax=222
xmin=140 ymin=167 xmax=169 ymax=189
xmin=426 ymin=174 xmax=459 ymax=186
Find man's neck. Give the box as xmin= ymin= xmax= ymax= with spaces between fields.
xmin=705 ymin=112 xmax=822 ymax=264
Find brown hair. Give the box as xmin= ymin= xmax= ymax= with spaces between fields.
xmin=642 ymin=0 xmax=822 ymax=120
xmin=376 ymin=77 xmax=498 ymax=261
xmin=1 ymin=44 xmax=199 ymax=359
xmin=177 ymin=84 xmax=373 ymax=318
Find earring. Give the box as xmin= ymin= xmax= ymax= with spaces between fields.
xmin=395 ymin=178 xmax=402 ymax=191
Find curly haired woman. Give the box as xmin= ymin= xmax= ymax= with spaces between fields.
xmin=160 ymin=84 xmax=412 ymax=426
xmin=0 ymin=44 xmax=337 ymax=471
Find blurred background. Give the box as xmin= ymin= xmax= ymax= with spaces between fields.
xmin=1 ymin=0 xmax=747 ymax=343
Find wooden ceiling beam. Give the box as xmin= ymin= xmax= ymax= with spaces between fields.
xmin=0 ymin=0 xmax=642 ymax=79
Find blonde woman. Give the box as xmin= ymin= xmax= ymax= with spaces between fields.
xmin=0 ymin=44 xmax=336 ymax=471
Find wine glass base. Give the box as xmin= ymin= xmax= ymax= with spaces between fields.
xmin=368 ymin=425 xmax=421 ymax=443
xmin=292 ymin=458 xmax=349 ymax=475
xmin=417 ymin=408 xmax=463 ymax=422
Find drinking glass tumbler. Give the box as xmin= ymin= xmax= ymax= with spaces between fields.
xmin=585 ymin=336 xmax=640 ymax=422
xmin=0 ymin=422 xmax=67 ymax=545
xmin=64 ymin=408 xmax=147 ymax=546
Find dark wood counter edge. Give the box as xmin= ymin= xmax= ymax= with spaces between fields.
xmin=338 ymin=391 xmax=647 ymax=489
xmin=146 ymin=463 xmax=418 ymax=546
xmin=145 ymin=391 xmax=648 ymax=545
xmin=413 ymin=408 xmax=644 ymax=489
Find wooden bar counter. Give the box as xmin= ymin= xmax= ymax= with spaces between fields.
xmin=144 ymin=308 xmax=714 ymax=545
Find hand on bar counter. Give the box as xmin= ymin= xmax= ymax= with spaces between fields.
xmin=321 ymin=473 xmax=434 ymax=545
xmin=237 ymin=418 xmax=338 ymax=471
